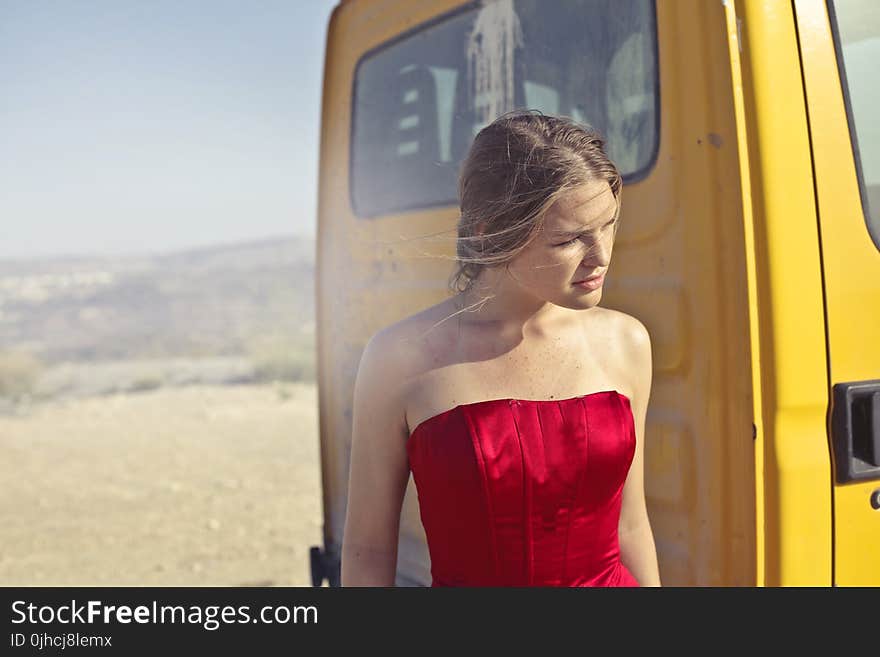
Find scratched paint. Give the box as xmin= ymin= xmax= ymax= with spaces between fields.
xmin=466 ymin=0 xmax=523 ymax=125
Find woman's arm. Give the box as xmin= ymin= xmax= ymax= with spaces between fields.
xmin=340 ymin=329 xmax=412 ymax=586
xmin=618 ymin=316 xmax=662 ymax=586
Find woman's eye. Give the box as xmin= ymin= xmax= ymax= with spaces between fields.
xmin=555 ymin=220 xmax=616 ymax=247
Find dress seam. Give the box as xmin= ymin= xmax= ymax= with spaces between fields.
xmin=561 ymin=397 xmax=591 ymax=584
xmin=463 ymin=406 xmax=501 ymax=585
xmin=509 ymin=401 xmax=532 ymax=586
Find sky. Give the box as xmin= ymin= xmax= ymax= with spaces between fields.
xmin=0 ymin=0 xmax=338 ymax=260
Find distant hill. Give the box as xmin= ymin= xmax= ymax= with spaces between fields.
xmin=0 ymin=236 xmax=316 ymax=403
xmin=0 ymin=235 xmax=314 ymax=364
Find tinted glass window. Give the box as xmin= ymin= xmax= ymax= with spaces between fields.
xmin=351 ymin=0 xmax=658 ymax=218
xmin=829 ymin=0 xmax=880 ymax=246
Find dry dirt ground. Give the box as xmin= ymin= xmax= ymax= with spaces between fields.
xmin=0 ymin=382 xmax=325 ymax=586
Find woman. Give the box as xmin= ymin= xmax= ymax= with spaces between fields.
xmin=341 ymin=110 xmax=661 ymax=587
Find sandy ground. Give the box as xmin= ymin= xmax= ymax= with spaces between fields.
xmin=0 ymin=382 xmax=325 ymax=586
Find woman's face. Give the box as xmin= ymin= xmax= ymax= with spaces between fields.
xmin=505 ymin=179 xmax=619 ymax=310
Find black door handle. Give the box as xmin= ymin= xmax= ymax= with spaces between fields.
xmin=831 ymin=379 xmax=880 ymax=483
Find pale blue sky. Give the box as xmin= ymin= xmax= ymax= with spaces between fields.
xmin=0 ymin=0 xmax=337 ymax=259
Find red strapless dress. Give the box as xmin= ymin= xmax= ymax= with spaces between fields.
xmin=406 ymin=389 xmax=639 ymax=587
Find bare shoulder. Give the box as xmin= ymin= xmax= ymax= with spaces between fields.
xmin=582 ymin=307 xmax=648 ymax=346
xmin=353 ymin=318 xmax=423 ymax=446
xmin=587 ymin=307 xmax=652 ymax=403
xmin=614 ymin=309 xmax=651 ymax=354
xmin=359 ymin=298 xmax=460 ymax=400
xmin=364 ymin=299 xmax=457 ymax=370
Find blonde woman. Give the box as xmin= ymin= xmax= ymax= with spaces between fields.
xmin=342 ymin=111 xmax=661 ymax=587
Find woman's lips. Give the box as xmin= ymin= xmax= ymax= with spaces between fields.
xmin=573 ymin=273 xmax=605 ymax=290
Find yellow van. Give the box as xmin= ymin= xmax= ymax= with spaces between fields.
xmin=310 ymin=0 xmax=880 ymax=586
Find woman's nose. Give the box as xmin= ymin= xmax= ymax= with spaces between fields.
xmin=582 ymin=239 xmax=612 ymax=266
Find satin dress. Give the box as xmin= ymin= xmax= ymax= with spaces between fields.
xmin=406 ymin=389 xmax=639 ymax=587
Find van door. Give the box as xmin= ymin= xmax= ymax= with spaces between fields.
xmin=794 ymin=0 xmax=880 ymax=585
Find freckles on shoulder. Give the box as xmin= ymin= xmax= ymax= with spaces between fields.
xmin=621 ymin=313 xmax=653 ymax=401
xmin=623 ymin=313 xmax=652 ymax=354
xmin=593 ymin=307 xmax=650 ymax=352
xmin=598 ymin=309 xmax=652 ymax=398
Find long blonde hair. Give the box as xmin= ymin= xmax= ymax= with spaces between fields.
xmin=449 ymin=110 xmax=623 ymax=301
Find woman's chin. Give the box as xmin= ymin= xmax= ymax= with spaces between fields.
xmin=553 ymin=290 xmax=602 ymax=310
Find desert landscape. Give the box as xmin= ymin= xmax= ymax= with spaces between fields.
xmin=0 ymin=382 xmax=323 ymax=586
xmin=0 ymin=236 xmax=326 ymax=586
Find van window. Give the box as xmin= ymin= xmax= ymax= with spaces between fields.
xmin=828 ymin=0 xmax=880 ymax=247
xmin=351 ymin=0 xmax=658 ymax=218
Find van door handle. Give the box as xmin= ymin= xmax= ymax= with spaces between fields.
xmin=831 ymin=380 xmax=880 ymax=483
